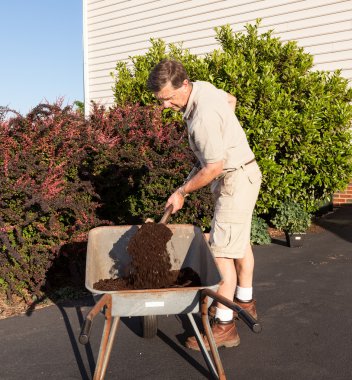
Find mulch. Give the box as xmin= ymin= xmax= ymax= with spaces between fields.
xmin=93 ymin=222 xmax=201 ymax=291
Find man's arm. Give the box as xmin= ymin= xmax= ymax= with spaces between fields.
xmin=181 ymin=161 xmax=223 ymax=195
xmin=165 ymin=161 xmax=224 ymax=213
xmin=227 ymin=93 xmax=237 ymax=111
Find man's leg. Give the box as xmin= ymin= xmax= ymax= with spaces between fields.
xmin=185 ymin=257 xmax=240 ymax=350
xmin=235 ymin=241 xmax=254 ymax=290
xmin=234 ymin=242 xmax=257 ymax=319
xmin=215 ymin=257 xmax=237 ymax=307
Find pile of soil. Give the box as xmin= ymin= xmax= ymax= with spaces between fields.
xmin=128 ymin=222 xmax=173 ymax=289
xmin=93 ymin=267 xmax=201 ymax=291
xmin=93 ymin=222 xmax=201 ymax=291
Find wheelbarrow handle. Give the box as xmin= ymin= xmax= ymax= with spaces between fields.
xmin=237 ymin=309 xmax=262 ymax=333
xmin=79 ymin=318 xmax=93 ymax=345
xmin=79 ymin=293 xmax=112 ymax=345
xmin=201 ymin=288 xmax=262 ymax=333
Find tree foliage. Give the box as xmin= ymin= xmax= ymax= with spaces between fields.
xmin=111 ymin=20 xmax=352 ymax=214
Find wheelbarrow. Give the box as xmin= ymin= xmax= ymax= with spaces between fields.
xmin=79 ymin=224 xmax=262 ymax=379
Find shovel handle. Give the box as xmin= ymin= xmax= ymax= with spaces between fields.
xmin=184 ymin=162 xmax=201 ymax=183
xmin=159 ymin=204 xmax=173 ymax=224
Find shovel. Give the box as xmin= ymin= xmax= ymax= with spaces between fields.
xmin=159 ymin=204 xmax=173 ymax=224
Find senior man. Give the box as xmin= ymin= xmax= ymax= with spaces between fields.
xmin=147 ymin=59 xmax=262 ymax=350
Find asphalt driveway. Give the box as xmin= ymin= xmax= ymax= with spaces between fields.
xmin=0 ymin=206 xmax=351 ymax=380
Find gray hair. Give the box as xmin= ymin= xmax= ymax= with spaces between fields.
xmin=147 ymin=59 xmax=190 ymax=92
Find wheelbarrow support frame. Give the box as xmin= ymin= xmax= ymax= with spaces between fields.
xmin=79 ymin=290 xmax=261 ymax=380
xmin=79 ymin=294 xmax=120 ymax=380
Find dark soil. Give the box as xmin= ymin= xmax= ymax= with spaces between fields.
xmin=93 ymin=267 xmax=201 ymax=291
xmin=127 ymin=222 xmax=173 ymax=289
xmin=93 ymin=222 xmax=201 ymax=291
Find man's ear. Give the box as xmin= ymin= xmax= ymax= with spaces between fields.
xmin=181 ymin=79 xmax=190 ymax=92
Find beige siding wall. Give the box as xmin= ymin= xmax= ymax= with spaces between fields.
xmin=83 ymin=0 xmax=352 ymax=113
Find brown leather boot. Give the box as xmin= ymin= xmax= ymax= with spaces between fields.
xmin=235 ymin=298 xmax=257 ymax=320
xmin=208 ymin=298 xmax=257 ymax=320
xmin=185 ymin=319 xmax=240 ymax=351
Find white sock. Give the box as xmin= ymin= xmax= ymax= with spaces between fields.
xmin=215 ymin=307 xmax=233 ymax=322
xmin=235 ymin=286 xmax=253 ymax=302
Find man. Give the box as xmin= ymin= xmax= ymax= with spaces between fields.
xmin=147 ymin=59 xmax=262 ymax=350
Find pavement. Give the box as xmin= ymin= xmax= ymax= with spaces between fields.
xmin=0 ymin=205 xmax=351 ymax=380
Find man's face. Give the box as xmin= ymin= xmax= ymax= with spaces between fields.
xmin=155 ymin=80 xmax=190 ymax=111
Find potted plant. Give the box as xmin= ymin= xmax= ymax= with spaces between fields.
xmin=271 ymin=202 xmax=312 ymax=247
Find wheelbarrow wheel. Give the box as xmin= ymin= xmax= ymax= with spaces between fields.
xmin=142 ymin=315 xmax=158 ymax=338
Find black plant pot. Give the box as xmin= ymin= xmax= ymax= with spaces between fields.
xmin=285 ymin=232 xmax=305 ymax=248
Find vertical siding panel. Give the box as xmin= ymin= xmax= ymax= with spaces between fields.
xmin=83 ymin=0 xmax=90 ymax=117
xmin=84 ymin=0 xmax=352 ymax=111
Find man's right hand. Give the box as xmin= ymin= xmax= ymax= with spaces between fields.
xmin=165 ymin=189 xmax=185 ymax=213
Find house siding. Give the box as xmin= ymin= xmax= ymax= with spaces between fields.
xmin=83 ymin=0 xmax=352 ymax=205
xmin=84 ymin=0 xmax=352 ymax=111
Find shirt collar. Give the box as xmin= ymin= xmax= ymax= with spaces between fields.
xmin=182 ymin=82 xmax=198 ymax=120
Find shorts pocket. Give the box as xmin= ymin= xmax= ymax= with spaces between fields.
xmin=210 ymin=210 xmax=247 ymax=249
xmin=220 ymin=171 xmax=238 ymax=196
xmin=244 ymin=162 xmax=262 ymax=184
xmin=215 ymin=209 xmax=247 ymax=223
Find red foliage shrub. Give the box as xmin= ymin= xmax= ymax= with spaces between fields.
xmin=0 ymin=104 xmax=104 ymax=300
xmin=87 ymin=103 xmax=212 ymax=226
xmin=0 ymin=101 xmax=213 ymax=301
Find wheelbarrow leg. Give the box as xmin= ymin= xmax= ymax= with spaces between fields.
xmin=94 ymin=316 xmax=120 ymax=380
xmin=196 ymin=288 xmax=263 ymax=380
xmin=79 ymin=293 xmax=120 ymax=380
xmin=91 ymin=293 xmax=118 ymax=380
xmin=187 ymin=313 xmax=220 ymax=380
xmin=200 ymin=296 xmax=226 ymax=380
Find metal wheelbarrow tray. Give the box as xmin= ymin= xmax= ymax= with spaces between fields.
xmin=79 ymin=224 xmax=261 ymax=380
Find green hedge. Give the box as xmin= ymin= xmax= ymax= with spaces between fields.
xmin=111 ymin=20 xmax=352 ymax=214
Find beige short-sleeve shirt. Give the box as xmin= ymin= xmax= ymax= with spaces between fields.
xmin=183 ymin=81 xmax=254 ymax=170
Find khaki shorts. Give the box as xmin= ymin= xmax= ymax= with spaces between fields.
xmin=209 ymin=161 xmax=262 ymax=259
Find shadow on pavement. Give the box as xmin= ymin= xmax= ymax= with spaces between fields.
xmin=158 ymin=328 xmax=211 ymax=379
xmin=121 ymin=314 xmax=211 ymax=378
xmin=270 ymin=237 xmax=288 ymax=247
xmin=314 ymin=205 xmax=352 ymax=243
xmin=56 ymin=299 xmax=96 ymax=380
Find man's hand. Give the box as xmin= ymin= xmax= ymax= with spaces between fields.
xmin=165 ymin=189 xmax=185 ymax=214
xmin=165 ymin=161 xmax=224 ymax=214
